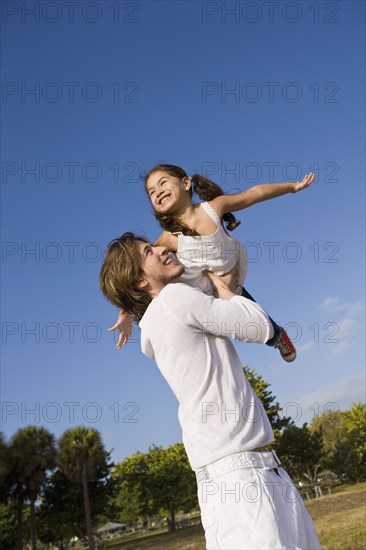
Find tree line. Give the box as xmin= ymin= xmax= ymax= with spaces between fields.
xmin=1 ymin=367 xmax=365 ymax=549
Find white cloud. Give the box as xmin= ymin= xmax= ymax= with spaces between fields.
xmin=291 ymin=374 xmax=366 ymax=426
xmin=297 ymin=341 xmax=315 ymax=353
xmin=330 ymin=318 xmax=356 ymax=355
xmin=315 ymin=297 xmax=365 ymax=357
xmin=319 ymin=297 xmax=364 ymax=316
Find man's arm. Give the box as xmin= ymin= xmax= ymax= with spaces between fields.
xmin=154 ymin=231 xmax=178 ymax=251
xmin=162 ymin=280 xmax=274 ymax=344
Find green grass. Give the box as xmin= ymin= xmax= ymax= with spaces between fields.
xmin=101 ymin=482 xmax=366 ymax=550
xmin=305 ymin=482 xmax=366 ymax=550
xmin=106 ymin=524 xmax=206 ymax=550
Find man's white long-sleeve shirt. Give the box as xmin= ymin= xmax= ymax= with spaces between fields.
xmin=139 ymin=283 xmax=275 ymax=470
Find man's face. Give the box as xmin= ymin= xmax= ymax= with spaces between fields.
xmin=137 ymin=240 xmax=184 ymax=295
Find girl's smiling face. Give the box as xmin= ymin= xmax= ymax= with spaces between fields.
xmin=146 ymin=170 xmax=191 ymax=214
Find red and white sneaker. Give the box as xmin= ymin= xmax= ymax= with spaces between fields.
xmin=274 ymin=327 xmax=297 ymax=362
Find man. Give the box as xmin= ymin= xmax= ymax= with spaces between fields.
xmin=100 ymin=232 xmax=321 ymax=550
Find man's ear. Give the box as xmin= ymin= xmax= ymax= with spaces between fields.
xmin=138 ymin=278 xmax=149 ymax=289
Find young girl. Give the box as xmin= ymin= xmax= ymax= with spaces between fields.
xmin=109 ymin=164 xmax=315 ymax=362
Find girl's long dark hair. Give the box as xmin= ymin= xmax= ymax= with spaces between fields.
xmin=144 ymin=164 xmax=240 ymax=236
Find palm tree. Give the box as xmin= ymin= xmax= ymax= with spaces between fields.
xmin=0 ymin=434 xmax=27 ymax=550
xmin=58 ymin=427 xmax=107 ymax=550
xmin=0 ymin=432 xmax=9 ymax=487
xmin=10 ymin=426 xmax=56 ymax=550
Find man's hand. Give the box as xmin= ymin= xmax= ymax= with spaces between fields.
xmin=290 ymin=172 xmax=315 ymax=193
xmin=108 ymin=310 xmax=133 ymax=349
xmin=203 ymin=270 xmax=236 ymax=300
xmin=218 ymin=261 xmax=240 ymax=293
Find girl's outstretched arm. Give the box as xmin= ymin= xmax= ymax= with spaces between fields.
xmin=210 ymin=173 xmax=315 ymax=217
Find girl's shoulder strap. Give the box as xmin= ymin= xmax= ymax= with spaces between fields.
xmin=200 ymin=201 xmax=221 ymax=227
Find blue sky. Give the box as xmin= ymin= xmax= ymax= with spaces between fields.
xmin=1 ymin=0 xmax=365 ymax=463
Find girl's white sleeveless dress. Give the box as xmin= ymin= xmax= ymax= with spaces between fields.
xmin=174 ymin=201 xmax=248 ymax=295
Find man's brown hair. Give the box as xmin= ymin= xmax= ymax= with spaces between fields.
xmin=100 ymin=232 xmax=152 ymax=320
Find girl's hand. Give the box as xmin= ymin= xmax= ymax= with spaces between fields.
xmin=291 ymin=173 xmax=315 ymax=193
xmin=108 ymin=310 xmax=133 ymax=349
xmin=203 ymin=270 xmax=236 ymax=300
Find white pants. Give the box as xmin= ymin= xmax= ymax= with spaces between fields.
xmin=197 ymin=456 xmax=322 ymax=549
